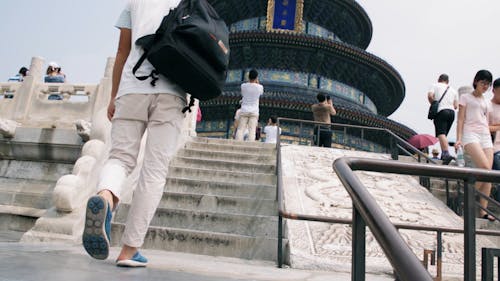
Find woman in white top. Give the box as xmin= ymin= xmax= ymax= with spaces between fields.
xmin=455 ymin=70 xmax=494 ymax=220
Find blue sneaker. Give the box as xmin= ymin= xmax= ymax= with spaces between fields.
xmin=82 ymin=195 xmax=112 ymax=260
xmin=116 ymin=252 xmax=148 ymax=267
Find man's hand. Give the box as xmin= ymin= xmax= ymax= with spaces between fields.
xmin=107 ymin=101 xmax=115 ymax=121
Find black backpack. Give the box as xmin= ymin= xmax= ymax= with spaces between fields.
xmin=133 ymin=0 xmax=230 ymax=112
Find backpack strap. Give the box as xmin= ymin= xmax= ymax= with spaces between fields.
xmin=182 ymin=97 xmax=196 ymax=113
xmin=132 ymin=40 xmax=160 ymax=86
xmin=436 ymin=86 xmax=450 ymax=104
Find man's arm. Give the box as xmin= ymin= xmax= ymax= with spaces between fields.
xmin=108 ymin=28 xmax=131 ymax=121
xmin=455 ymin=104 xmax=466 ymax=148
xmin=328 ymin=100 xmax=336 ymax=116
xmin=489 ymin=113 xmax=500 ymax=132
xmin=427 ymin=91 xmax=435 ymax=104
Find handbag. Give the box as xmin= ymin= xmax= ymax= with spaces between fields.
xmin=427 ymin=86 xmax=449 ymax=120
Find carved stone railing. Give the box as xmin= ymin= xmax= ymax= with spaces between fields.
xmin=1 ymin=56 xmax=198 ymax=243
xmin=1 ymin=58 xmax=98 ymax=130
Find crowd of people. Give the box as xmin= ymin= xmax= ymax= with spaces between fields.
xmin=7 ymin=61 xmax=67 ymax=84
xmin=427 ymin=70 xmax=500 ymax=220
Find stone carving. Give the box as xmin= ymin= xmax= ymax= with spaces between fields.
xmin=282 ymin=145 xmax=496 ymax=278
xmin=52 ymin=139 xmax=105 ymax=212
xmin=0 ymin=118 xmax=19 ymax=138
xmin=75 ymin=119 xmax=92 ymax=142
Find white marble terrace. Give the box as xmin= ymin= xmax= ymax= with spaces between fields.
xmin=0 ymin=56 xmax=198 ymax=243
xmin=281 ymin=145 xmax=499 ymax=279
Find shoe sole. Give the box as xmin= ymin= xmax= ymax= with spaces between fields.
xmin=116 ymin=260 xmax=148 ymax=267
xmin=82 ymin=196 xmax=110 ymax=260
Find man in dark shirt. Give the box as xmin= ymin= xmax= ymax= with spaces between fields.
xmin=311 ymin=93 xmax=336 ymax=147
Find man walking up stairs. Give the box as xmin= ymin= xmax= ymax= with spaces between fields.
xmin=111 ymin=137 xmax=281 ymax=261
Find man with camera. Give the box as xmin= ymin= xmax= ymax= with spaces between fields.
xmin=311 ymin=93 xmax=336 ymax=147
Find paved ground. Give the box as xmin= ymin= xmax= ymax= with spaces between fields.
xmin=0 ymin=239 xmax=393 ymax=281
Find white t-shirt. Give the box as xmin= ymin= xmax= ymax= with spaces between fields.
xmin=428 ymin=82 xmax=458 ymax=112
xmin=115 ymin=0 xmax=185 ymax=99
xmin=264 ymin=125 xmax=281 ymax=143
xmin=489 ymin=101 xmax=500 ymax=153
xmin=240 ymin=82 xmax=263 ymax=114
xmin=459 ymin=93 xmax=491 ymax=135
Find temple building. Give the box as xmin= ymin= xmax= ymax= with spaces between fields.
xmin=197 ymin=0 xmax=416 ymax=152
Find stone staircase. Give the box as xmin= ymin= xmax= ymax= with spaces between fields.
xmin=0 ymin=160 xmax=73 ymax=240
xmin=0 ymin=127 xmax=82 ymax=242
xmin=110 ymin=137 xmax=281 ymax=261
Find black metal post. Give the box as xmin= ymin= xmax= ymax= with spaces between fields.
xmin=464 ymin=178 xmax=476 ymax=281
xmin=276 ymin=120 xmax=283 ymax=267
xmin=299 ymin=122 xmax=303 ymax=144
xmin=352 ymin=207 xmax=366 ymax=281
xmin=390 ymin=136 xmax=398 ymax=160
xmin=445 ymin=179 xmax=451 ymax=208
xmin=437 ymin=231 xmax=443 ymax=280
xmin=278 ymin=215 xmax=283 ymax=268
xmin=316 ymin=126 xmax=320 ymax=147
xmin=481 ymin=248 xmax=491 ymax=281
xmin=344 ymin=127 xmax=347 ymax=148
xmin=481 ymin=248 xmax=500 ymax=281
xmin=458 ymin=181 xmax=463 ymax=216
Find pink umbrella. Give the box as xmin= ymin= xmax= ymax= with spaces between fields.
xmin=407 ymin=134 xmax=438 ymax=149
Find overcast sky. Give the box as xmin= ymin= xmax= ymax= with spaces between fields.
xmin=357 ymin=0 xmax=500 ymax=143
xmin=1 ymin=1 xmax=499 ymax=143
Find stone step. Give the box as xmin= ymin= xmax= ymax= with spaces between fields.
xmin=157 ymin=192 xmax=276 ymax=216
xmin=0 ymin=178 xmax=54 ymax=210
xmin=185 ymin=141 xmax=275 ymax=155
xmin=0 ymin=160 xmax=73 ymax=182
xmin=191 ymin=137 xmax=276 ymax=149
xmin=170 ymin=156 xmax=275 ymax=174
xmin=165 ymin=177 xmax=276 ymax=199
xmin=177 ymin=148 xmax=275 ymax=165
xmin=0 ymin=213 xmax=37 ymax=232
xmin=168 ymin=166 xmax=276 ymax=186
xmin=114 ymin=205 xmax=278 ymax=237
xmin=0 ymin=230 xmax=25 ymax=242
xmin=0 ymin=127 xmax=83 ymax=163
xmin=110 ymin=223 xmax=278 ymax=261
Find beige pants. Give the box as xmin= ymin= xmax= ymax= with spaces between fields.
xmin=98 ymin=93 xmax=186 ymax=247
xmin=236 ymin=112 xmax=258 ymax=141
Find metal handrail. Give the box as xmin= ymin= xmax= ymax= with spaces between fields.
xmin=276 ymin=117 xmax=437 ymax=164
xmin=333 ymin=158 xmax=500 ymax=281
xmin=274 ymin=117 xmax=500 ymax=280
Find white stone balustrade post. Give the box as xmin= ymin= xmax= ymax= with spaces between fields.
xmin=28 ymin=56 xmax=44 ymax=81
xmin=103 ymin=57 xmax=114 ymax=78
xmin=8 ymin=57 xmax=44 ymax=122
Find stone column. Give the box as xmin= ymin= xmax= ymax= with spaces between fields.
xmin=28 ymin=56 xmax=44 ymax=82
xmin=103 ymin=57 xmax=115 ymax=78
xmin=12 ymin=57 xmax=45 ymax=123
xmin=88 ymin=57 xmax=114 ymax=143
xmin=458 ymin=86 xmax=473 ymax=97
